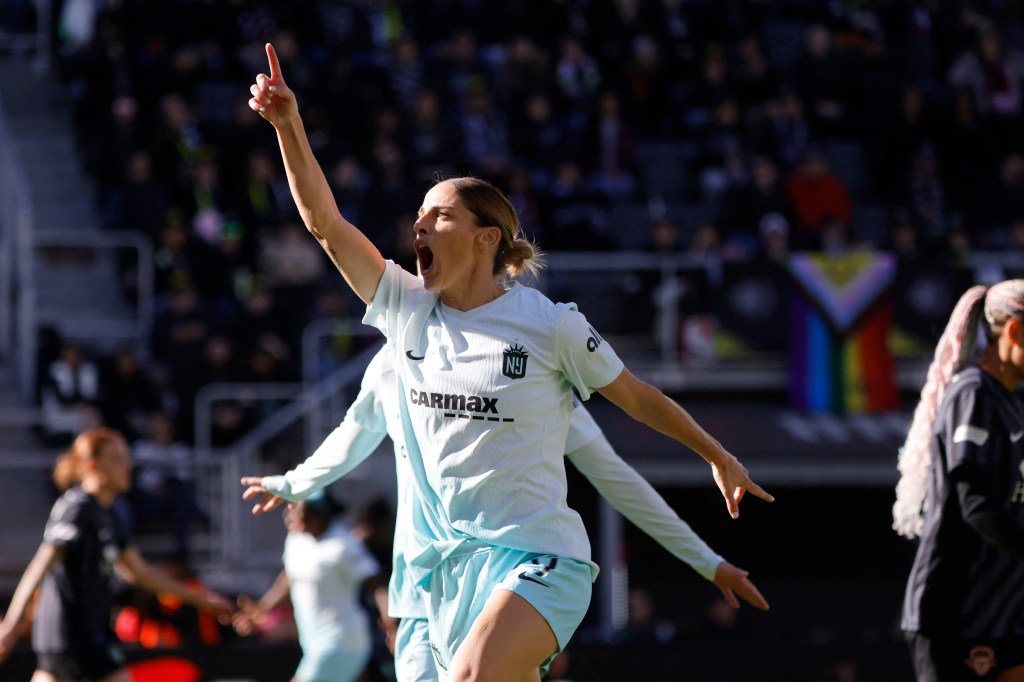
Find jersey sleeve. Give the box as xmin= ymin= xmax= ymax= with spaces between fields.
xmin=564 ymin=393 xmax=603 ymax=453
xmin=942 ymin=382 xmax=997 ymax=475
xmin=555 ymin=308 xmax=624 ymax=400
xmin=42 ymin=494 xmax=87 ymax=549
xmin=262 ymin=355 xmax=391 ymax=501
xmin=565 ymin=432 xmax=723 ymax=581
xmin=363 ymin=260 xmax=424 ymax=340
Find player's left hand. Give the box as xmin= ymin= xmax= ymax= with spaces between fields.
xmin=713 ymin=561 xmax=769 ymax=611
xmin=711 ymin=453 xmax=774 ymax=519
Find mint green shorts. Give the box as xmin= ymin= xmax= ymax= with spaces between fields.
xmin=395 ymin=617 xmax=438 ymax=682
xmin=424 ymin=547 xmax=594 ymax=677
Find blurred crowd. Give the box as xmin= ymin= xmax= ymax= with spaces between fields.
xmin=27 ymin=0 xmax=1024 ymax=450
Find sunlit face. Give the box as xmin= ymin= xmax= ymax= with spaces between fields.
xmin=1004 ymin=318 xmax=1024 ymax=381
xmin=413 ymin=182 xmax=494 ymax=295
xmin=94 ymin=439 xmax=133 ymax=495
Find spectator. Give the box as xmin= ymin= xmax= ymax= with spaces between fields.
xmin=455 ymin=83 xmax=511 ymax=177
xmin=948 ymin=28 xmax=1024 ymax=120
xmin=403 ymin=89 xmax=455 ymax=184
xmin=794 ymin=23 xmax=852 ymax=135
xmin=767 ymin=90 xmax=811 ymax=170
xmin=757 ymin=212 xmax=791 ymax=264
xmin=581 ymin=91 xmax=640 ymax=203
xmin=234 ymin=148 xmax=293 ymax=230
xmin=554 ymin=36 xmax=602 ymax=128
xmin=129 ymin=413 xmax=205 ymax=562
xmin=786 ymin=148 xmax=853 ymax=249
xmin=539 ymin=160 xmax=614 ymax=251
xmin=41 ymin=341 xmax=103 ymax=443
xmin=717 ymin=155 xmax=794 ymax=239
xmin=497 ymin=35 xmax=552 ymax=106
xmin=103 ymin=150 xmax=172 ymax=236
xmin=511 ymin=92 xmax=569 ymax=178
xmin=906 ymin=143 xmax=946 ymax=242
xmin=99 ymin=348 xmax=163 ymax=443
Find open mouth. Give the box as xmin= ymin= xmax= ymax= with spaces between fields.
xmin=415 ymin=242 xmax=434 ymax=274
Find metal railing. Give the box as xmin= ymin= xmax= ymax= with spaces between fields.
xmin=0 ymin=88 xmax=154 ymax=402
xmin=0 ymin=90 xmax=35 ymax=399
xmin=32 ymin=228 xmax=154 ymax=350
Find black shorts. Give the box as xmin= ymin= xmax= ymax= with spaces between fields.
xmin=35 ymin=642 xmax=126 ymax=682
xmin=907 ymin=632 xmax=1024 ymax=682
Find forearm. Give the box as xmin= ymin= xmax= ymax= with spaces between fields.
xmin=274 ymin=119 xmax=382 ymax=302
xmin=263 ymin=420 xmax=387 ymax=500
xmin=275 ymin=118 xmax=342 ymax=234
xmin=620 ymin=383 xmax=728 ymax=466
xmin=257 ymin=571 xmax=291 ymax=613
xmin=958 ymin=480 xmax=1024 ymax=559
xmin=129 ymin=562 xmax=206 ymax=607
xmin=0 ymin=544 xmax=60 ymax=636
xmin=1 ymin=564 xmax=46 ymax=634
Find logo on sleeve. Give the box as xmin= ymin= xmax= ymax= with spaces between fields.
xmin=502 ymin=342 xmax=528 ymax=379
xmin=1012 ymin=430 xmax=1024 ymax=443
xmin=586 ymin=326 xmax=603 ymax=352
xmin=953 ymin=424 xmax=989 ymax=446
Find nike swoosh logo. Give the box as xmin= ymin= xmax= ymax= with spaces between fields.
xmin=1012 ymin=431 xmax=1023 ymax=443
xmin=518 ymin=572 xmax=550 ymax=588
xmin=406 ymin=350 xmax=425 ymax=361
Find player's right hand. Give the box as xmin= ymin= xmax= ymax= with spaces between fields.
xmin=248 ymin=42 xmax=298 ymax=127
xmin=240 ymin=476 xmax=287 ymax=515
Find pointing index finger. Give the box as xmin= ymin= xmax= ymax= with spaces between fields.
xmin=265 ymin=42 xmax=282 ymax=83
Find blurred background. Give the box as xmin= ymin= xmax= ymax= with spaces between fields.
xmin=1 ymin=0 xmax=1024 ymax=680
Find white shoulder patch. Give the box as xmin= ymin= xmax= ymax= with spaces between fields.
xmin=46 ymin=521 xmax=79 ymax=543
xmin=953 ymin=424 xmax=990 ymax=446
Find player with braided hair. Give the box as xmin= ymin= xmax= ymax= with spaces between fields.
xmin=896 ymin=280 xmax=1024 ymax=681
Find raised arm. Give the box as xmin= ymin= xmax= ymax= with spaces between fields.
xmin=0 ymin=542 xmax=62 ymax=664
xmin=566 ymin=434 xmax=768 ymax=610
xmin=248 ymin=42 xmax=385 ymax=303
xmin=597 ymin=368 xmax=773 ymax=518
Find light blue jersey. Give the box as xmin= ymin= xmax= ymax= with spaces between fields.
xmin=364 ymin=261 xmax=624 ymax=583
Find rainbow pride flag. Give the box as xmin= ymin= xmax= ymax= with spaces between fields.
xmin=787 ymin=251 xmax=900 ymax=414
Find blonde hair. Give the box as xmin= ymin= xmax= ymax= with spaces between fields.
xmin=443 ymin=176 xmax=545 ymax=279
xmin=53 ymin=427 xmax=127 ymax=492
xmin=894 ymin=280 xmax=1024 ymax=537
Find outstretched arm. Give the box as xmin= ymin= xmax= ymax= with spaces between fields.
xmin=115 ymin=547 xmax=234 ymax=621
xmin=242 ymin=417 xmax=389 ymax=514
xmin=248 ymin=42 xmax=385 ymax=303
xmin=241 ymin=361 xmax=391 ymax=515
xmin=596 ymin=368 xmax=773 ymax=518
xmin=567 ymin=435 xmax=768 ymax=610
xmin=0 ymin=543 xmax=62 ymax=664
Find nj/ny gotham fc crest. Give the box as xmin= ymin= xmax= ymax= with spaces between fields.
xmin=502 ymin=342 xmax=528 ymax=379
